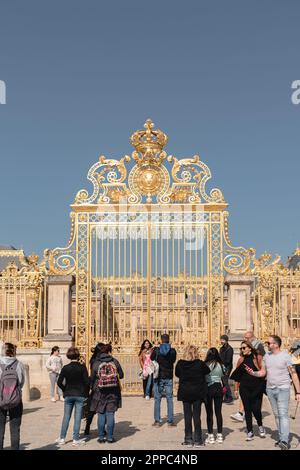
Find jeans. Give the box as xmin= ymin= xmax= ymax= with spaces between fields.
xmin=267 ymin=387 xmax=290 ymax=443
xmin=145 ymin=375 xmax=153 ymax=397
xmin=49 ymin=372 xmax=63 ymax=399
xmin=0 ymin=402 xmax=23 ymax=450
xmin=60 ymin=396 xmax=85 ymax=441
xmin=98 ymin=411 xmax=115 ymax=440
xmin=154 ymin=379 xmax=174 ymax=423
xmin=183 ymin=400 xmax=202 ymax=442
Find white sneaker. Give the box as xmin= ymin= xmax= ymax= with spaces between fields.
xmin=145 ymin=396 xmax=150 ymax=400
xmin=59 ymin=397 xmax=64 ymax=402
xmin=216 ymin=433 xmax=224 ymax=443
xmin=55 ymin=438 xmax=66 ymax=445
xmin=205 ymin=434 xmax=215 ymax=444
xmin=246 ymin=431 xmax=254 ymax=441
xmin=72 ymin=439 xmax=86 ymax=446
xmin=51 ymin=398 xmax=56 ymax=402
xmin=258 ymin=426 xmax=266 ymax=438
xmin=230 ymin=412 xmax=244 ymax=422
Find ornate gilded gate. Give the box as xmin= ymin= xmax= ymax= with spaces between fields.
xmin=47 ymin=120 xmax=251 ymax=374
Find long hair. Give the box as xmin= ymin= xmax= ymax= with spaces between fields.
xmin=139 ymin=339 xmax=153 ymax=356
xmin=240 ymin=341 xmax=259 ymax=357
xmin=205 ymin=347 xmax=223 ymax=369
xmin=183 ymin=345 xmax=199 ymax=361
xmin=90 ymin=342 xmax=105 ymax=366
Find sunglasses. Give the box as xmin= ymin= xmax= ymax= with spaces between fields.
xmin=240 ymin=346 xmax=248 ymax=351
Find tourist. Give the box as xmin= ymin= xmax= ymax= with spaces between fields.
xmin=84 ymin=342 xmax=105 ymax=435
xmin=289 ymin=339 xmax=300 ymax=380
xmin=230 ymin=341 xmax=265 ymax=441
xmin=45 ymin=346 xmax=64 ymax=402
xmin=151 ymin=334 xmax=177 ymax=427
xmin=219 ymin=335 xmax=234 ymax=404
xmin=204 ymin=348 xmax=226 ymax=444
xmin=56 ymin=347 xmax=89 ymax=446
xmin=175 ymin=345 xmax=210 ymax=447
xmin=138 ymin=339 xmax=154 ymax=400
xmin=90 ymin=344 xmax=124 ymax=443
xmin=244 ymin=335 xmax=300 ymax=450
xmin=0 ymin=342 xmax=25 ymax=450
xmin=230 ymin=330 xmax=266 ymax=422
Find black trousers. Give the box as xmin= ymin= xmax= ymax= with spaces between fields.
xmin=239 ymin=386 xmax=263 ymax=432
xmin=0 ymin=402 xmax=23 ymax=450
xmin=205 ymin=383 xmax=223 ymax=433
xmin=183 ymin=400 xmax=202 ymax=442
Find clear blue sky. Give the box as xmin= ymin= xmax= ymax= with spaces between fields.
xmin=0 ymin=0 xmax=300 ymax=262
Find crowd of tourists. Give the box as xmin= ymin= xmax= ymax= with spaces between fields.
xmin=0 ymin=331 xmax=300 ymax=450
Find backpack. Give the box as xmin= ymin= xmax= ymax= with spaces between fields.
xmin=0 ymin=360 xmax=22 ymax=410
xmin=151 ymin=349 xmax=160 ymax=380
xmin=97 ymin=361 xmax=118 ymax=389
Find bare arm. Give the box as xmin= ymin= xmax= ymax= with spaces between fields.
xmin=288 ymin=366 xmax=300 ymax=401
xmin=244 ymin=364 xmax=267 ymax=378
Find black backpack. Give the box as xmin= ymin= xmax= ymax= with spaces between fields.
xmin=0 ymin=360 xmax=22 ymax=410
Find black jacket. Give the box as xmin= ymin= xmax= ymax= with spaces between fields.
xmin=151 ymin=345 xmax=177 ymax=380
xmin=175 ymin=359 xmax=211 ymax=402
xmin=90 ymin=353 xmax=124 ymax=413
xmin=57 ymin=361 xmax=90 ymax=398
xmin=219 ymin=343 xmax=233 ymax=373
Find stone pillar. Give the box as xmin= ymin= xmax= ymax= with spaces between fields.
xmin=225 ymin=275 xmax=255 ymax=363
xmin=43 ymin=275 xmax=74 ymax=349
xmin=225 ymin=275 xmax=254 ymax=335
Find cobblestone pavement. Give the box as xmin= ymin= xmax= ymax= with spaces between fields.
xmin=3 ymin=395 xmax=300 ymax=450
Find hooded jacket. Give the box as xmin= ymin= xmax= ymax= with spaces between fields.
xmin=0 ymin=356 xmax=25 ymax=389
xmin=175 ymin=359 xmax=210 ymax=402
xmin=151 ymin=344 xmax=177 ymax=380
xmin=90 ymin=353 xmax=124 ymax=413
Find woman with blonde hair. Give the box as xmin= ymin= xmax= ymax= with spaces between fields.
xmin=175 ymin=345 xmax=210 ymax=447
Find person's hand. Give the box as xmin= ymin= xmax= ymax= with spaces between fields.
xmin=234 ymin=390 xmax=239 ymax=399
xmin=296 ymin=393 xmax=300 ymax=402
xmin=244 ymin=365 xmax=254 ymax=375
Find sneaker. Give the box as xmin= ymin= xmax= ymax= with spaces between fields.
xmin=216 ymin=433 xmax=224 ymax=443
xmin=152 ymin=421 xmax=162 ymax=427
xmin=224 ymin=398 xmax=234 ymax=404
xmin=55 ymin=438 xmax=66 ymax=445
xmin=205 ymin=434 xmax=215 ymax=444
xmin=168 ymin=422 xmax=177 ymax=427
xmin=182 ymin=441 xmax=193 ymax=448
xmin=97 ymin=438 xmax=106 ymax=443
xmin=72 ymin=439 xmax=86 ymax=446
xmin=246 ymin=431 xmax=254 ymax=441
xmin=230 ymin=412 xmax=244 ymax=422
xmin=51 ymin=398 xmax=56 ymax=402
xmin=59 ymin=397 xmax=64 ymax=402
xmin=145 ymin=396 xmax=150 ymax=401
xmin=278 ymin=441 xmax=290 ymax=450
xmin=258 ymin=426 xmax=266 ymax=438
xmin=275 ymin=440 xmax=281 ymax=447
xmin=194 ymin=440 xmax=204 ymax=447
xmin=107 ymin=438 xmax=116 ymax=443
